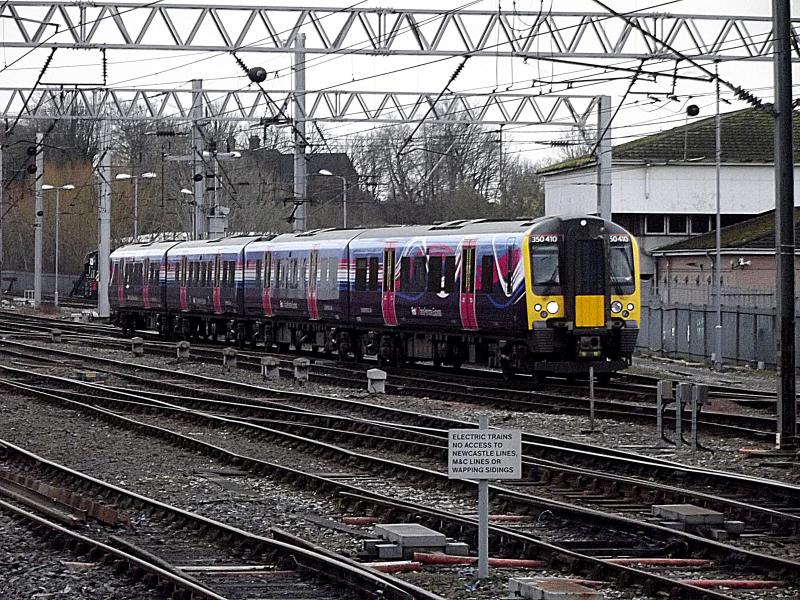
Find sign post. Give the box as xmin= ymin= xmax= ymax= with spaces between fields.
xmin=448 ymin=415 xmax=522 ymax=579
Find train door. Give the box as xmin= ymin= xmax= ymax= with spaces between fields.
xmin=308 ymin=247 xmax=320 ymax=320
xmin=179 ymin=256 xmax=188 ymax=311
xmin=213 ymin=254 xmax=222 ymax=314
xmin=115 ymin=258 xmax=124 ymax=305
xmin=142 ymin=258 xmax=151 ymax=309
xmin=459 ymin=240 xmax=478 ymax=330
xmin=262 ymin=251 xmax=274 ymax=316
xmin=572 ymin=237 xmax=606 ymax=328
xmin=381 ymin=244 xmax=397 ymax=326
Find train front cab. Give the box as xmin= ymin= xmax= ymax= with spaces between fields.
xmin=523 ymin=217 xmax=640 ymax=378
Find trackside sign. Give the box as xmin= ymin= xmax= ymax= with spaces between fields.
xmin=447 ymin=429 xmax=522 ymax=480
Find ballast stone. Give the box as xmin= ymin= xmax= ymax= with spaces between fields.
xmin=508 ymin=578 xmax=604 ymax=599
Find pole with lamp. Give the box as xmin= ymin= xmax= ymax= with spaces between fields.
xmin=318 ymin=169 xmax=348 ymax=228
xmin=41 ymin=183 xmax=75 ymax=309
xmin=115 ymin=172 xmax=157 ymax=240
xmin=180 ymin=188 xmax=196 ymax=236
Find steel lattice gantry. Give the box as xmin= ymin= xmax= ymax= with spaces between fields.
xmin=0 ymin=86 xmax=602 ymax=126
xmin=0 ymin=2 xmax=797 ymax=60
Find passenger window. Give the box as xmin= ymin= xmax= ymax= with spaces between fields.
xmin=427 ymin=256 xmax=442 ymax=292
xmin=206 ymin=262 xmax=212 ymax=286
xmin=412 ymin=256 xmax=426 ymax=292
xmin=382 ymin=250 xmax=395 ymax=292
xmin=368 ymin=257 xmax=379 ymax=291
xmin=228 ymin=261 xmax=236 ymax=288
xmin=443 ymin=256 xmax=456 ymax=293
xmin=255 ymin=259 xmax=262 ymax=286
xmin=264 ymin=253 xmax=272 ymax=288
xmin=355 ymin=258 xmax=368 ymax=291
xmin=461 ymin=247 xmax=475 ymax=294
xmin=481 ymin=255 xmax=494 ymax=293
xmin=400 ymin=256 xmax=411 ymax=291
xmin=221 ymin=261 xmax=228 ymax=288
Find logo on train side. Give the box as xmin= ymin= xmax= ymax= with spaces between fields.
xmin=411 ymin=306 xmax=443 ymax=317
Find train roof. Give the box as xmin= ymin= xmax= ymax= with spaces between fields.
xmin=167 ymin=235 xmax=268 ymax=255
xmin=266 ymin=218 xmax=552 ymax=244
xmin=110 ymin=240 xmax=182 ymax=259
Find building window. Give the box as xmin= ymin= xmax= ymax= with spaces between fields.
xmin=644 ymin=215 xmax=665 ymax=234
xmin=667 ymin=215 xmax=688 ymax=235
xmin=690 ymin=215 xmax=711 ymax=234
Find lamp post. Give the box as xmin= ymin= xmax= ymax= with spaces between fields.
xmin=116 ymin=172 xmax=157 ymax=240
xmin=41 ymin=183 xmax=75 ymax=308
xmin=318 ymin=169 xmax=348 ymax=228
xmin=180 ymin=188 xmax=195 ymax=237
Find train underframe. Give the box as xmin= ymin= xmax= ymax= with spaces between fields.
xmin=114 ymin=309 xmax=637 ymax=381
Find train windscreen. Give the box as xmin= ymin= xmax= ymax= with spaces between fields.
xmin=609 ymin=244 xmax=636 ymax=295
xmin=530 ymin=243 xmax=561 ymax=295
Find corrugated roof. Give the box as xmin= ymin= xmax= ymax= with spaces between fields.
xmin=652 ymin=208 xmax=800 ymax=254
xmin=539 ymin=106 xmax=800 ymax=175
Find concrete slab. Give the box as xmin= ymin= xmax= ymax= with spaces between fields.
xmin=724 ymin=520 xmax=746 ymax=535
xmin=373 ymin=523 xmax=447 ymax=548
xmin=660 ymin=521 xmax=686 ymax=531
xmin=445 ymin=542 xmax=470 ymax=556
xmin=651 ymin=504 xmax=724 ymax=526
xmin=509 ymin=578 xmax=604 ymax=600
xmin=375 ymin=543 xmax=403 ymax=560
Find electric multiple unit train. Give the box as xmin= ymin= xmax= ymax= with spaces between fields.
xmin=110 ymin=216 xmax=640 ymax=380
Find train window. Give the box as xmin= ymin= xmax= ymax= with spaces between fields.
xmin=221 ymin=261 xmax=228 ymax=288
xmin=181 ymin=257 xmax=188 ymax=286
xmin=427 ymin=256 xmax=442 ymax=292
xmin=576 ymin=240 xmax=605 ymax=295
xmin=355 ymin=258 xmax=368 ymax=291
xmin=368 ymin=257 xmax=379 ymax=291
xmin=264 ymin=253 xmax=272 ymax=288
xmin=383 ymin=250 xmax=396 ymax=292
xmin=275 ymin=259 xmax=282 ymax=288
xmin=461 ymin=247 xmax=475 ymax=294
xmin=412 ymin=256 xmax=426 ymax=292
xmin=255 ymin=259 xmax=262 ymax=286
xmin=174 ymin=261 xmax=179 ymax=284
xmin=481 ymin=255 xmax=494 ymax=292
xmin=610 ymin=244 xmax=636 ymax=295
xmin=530 ymin=243 xmax=560 ymax=295
xmin=443 ymin=256 xmax=456 ymax=293
xmin=228 ymin=261 xmax=236 ymax=288
xmin=214 ymin=255 xmax=220 ymax=287
xmin=206 ymin=262 xmax=213 ymax=286
xmin=299 ymin=259 xmax=307 ymax=290
xmin=400 ymin=256 xmax=411 ymax=291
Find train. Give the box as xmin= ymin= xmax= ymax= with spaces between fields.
xmin=109 ymin=216 xmax=640 ymax=381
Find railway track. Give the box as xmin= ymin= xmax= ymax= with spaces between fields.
xmin=1 ymin=346 xmax=798 ymax=598
xmin=0 ymin=326 xmax=784 ymax=441
xmin=0 ymin=439 xmax=442 ymax=600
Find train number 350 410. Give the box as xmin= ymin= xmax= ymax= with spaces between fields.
xmin=530 ymin=235 xmax=559 ymax=243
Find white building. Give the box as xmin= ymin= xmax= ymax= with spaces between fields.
xmin=539 ymin=107 xmax=800 ymax=278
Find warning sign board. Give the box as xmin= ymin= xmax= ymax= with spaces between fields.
xmin=447 ymin=429 xmax=522 ymax=480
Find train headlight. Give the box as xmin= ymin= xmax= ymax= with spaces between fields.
xmin=534 ymin=303 xmax=542 ymax=311
xmin=611 ymin=301 xmax=623 ymax=314
xmin=546 ymin=301 xmax=559 ymax=314
xmin=626 ymin=303 xmax=635 ymax=311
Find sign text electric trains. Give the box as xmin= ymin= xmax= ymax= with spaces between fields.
xmin=110 ymin=216 xmax=640 ymax=381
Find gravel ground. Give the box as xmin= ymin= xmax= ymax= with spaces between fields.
xmin=2 ymin=391 xmax=657 ymax=599
xmin=0 ymin=510 xmax=161 ymax=600
xmin=1 ymin=332 xmax=798 ymax=599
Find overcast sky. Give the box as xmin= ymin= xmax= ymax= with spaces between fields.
xmin=0 ymin=0 xmax=797 ymax=164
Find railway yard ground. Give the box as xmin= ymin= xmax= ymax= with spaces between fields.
xmin=1 ymin=306 xmax=799 ymax=599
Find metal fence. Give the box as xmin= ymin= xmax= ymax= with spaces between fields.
xmin=638 ymin=281 xmax=785 ymax=367
xmin=648 ymin=283 xmax=777 ymax=309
